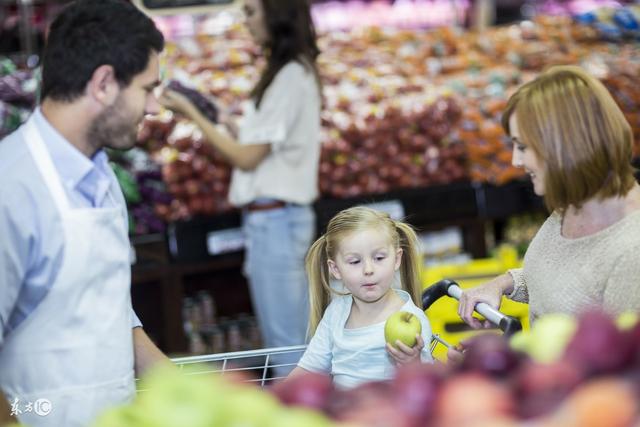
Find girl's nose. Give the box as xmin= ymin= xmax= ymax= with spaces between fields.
xmin=363 ymin=260 xmax=374 ymax=275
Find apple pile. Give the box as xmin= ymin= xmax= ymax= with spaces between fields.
xmin=91 ymin=365 xmax=337 ymax=427
xmin=319 ymin=97 xmax=468 ymax=198
xmin=271 ymin=309 xmax=640 ymax=427
xmin=602 ymin=61 xmax=640 ymax=158
xmin=130 ymin=15 xmax=640 ymax=217
xmin=137 ymin=114 xmax=235 ymax=221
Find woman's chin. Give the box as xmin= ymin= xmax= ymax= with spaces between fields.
xmin=532 ymin=182 xmax=545 ymax=196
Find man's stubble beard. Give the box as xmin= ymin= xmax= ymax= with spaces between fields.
xmin=87 ymin=96 xmax=141 ymax=153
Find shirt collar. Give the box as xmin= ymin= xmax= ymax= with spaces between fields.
xmin=32 ymin=108 xmax=113 ymax=206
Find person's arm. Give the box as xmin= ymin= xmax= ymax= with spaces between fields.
xmin=290 ymin=302 xmax=337 ymax=378
xmin=132 ymin=327 xmax=172 ymax=378
xmin=457 ymin=272 xmax=515 ymax=329
xmin=0 ymin=187 xmax=34 ymax=424
xmin=159 ymin=90 xmax=270 ymax=171
xmin=0 ymin=391 xmax=16 ymax=425
xmin=287 ymin=366 xmax=311 ymax=379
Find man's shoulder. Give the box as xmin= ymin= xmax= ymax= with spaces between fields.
xmin=0 ymin=127 xmax=37 ymax=181
xmin=0 ymin=127 xmax=49 ymax=207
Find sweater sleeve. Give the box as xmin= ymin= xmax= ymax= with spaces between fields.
xmin=506 ymin=268 xmax=529 ymax=303
xmin=603 ymin=250 xmax=640 ymax=314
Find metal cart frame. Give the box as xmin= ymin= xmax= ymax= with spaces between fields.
xmin=169 ymin=279 xmax=521 ymax=387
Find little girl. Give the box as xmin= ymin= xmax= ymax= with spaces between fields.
xmin=289 ymin=206 xmax=433 ymax=388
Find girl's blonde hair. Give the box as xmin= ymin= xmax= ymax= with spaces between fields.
xmin=501 ymin=65 xmax=635 ymax=212
xmin=305 ymin=206 xmax=423 ymax=335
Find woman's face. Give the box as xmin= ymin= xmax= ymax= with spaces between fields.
xmin=243 ymin=0 xmax=269 ymax=46
xmin=510 ymin=113 xmax=546 ymax=195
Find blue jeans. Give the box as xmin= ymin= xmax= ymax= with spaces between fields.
xmin=242 ymin=204 xmax=315 ymax=376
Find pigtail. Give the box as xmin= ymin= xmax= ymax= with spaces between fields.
xmin=305 ymin=235 xmax=333 ymax=336
xmin=394 ymin=221 xmax=423 ymax=307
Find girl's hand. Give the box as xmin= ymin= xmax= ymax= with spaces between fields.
xmin=159 ymin=88 xmax=196 ymax=118
xmin=446 ymin=343 xmax=466 ymax=364
xmin=386 ymin=334 xmax=425 ymax=365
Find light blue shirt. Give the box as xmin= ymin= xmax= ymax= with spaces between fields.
xmin=0 ymin=109 xmax=141 ymax=347
xmin=298 ymin=289 xmax=434 ymax=389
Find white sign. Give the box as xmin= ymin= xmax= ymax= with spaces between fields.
xmin=363 ymin=200 xmax=405 ymax=220
xmin=207 ymin=228 xmax=245 ymax=255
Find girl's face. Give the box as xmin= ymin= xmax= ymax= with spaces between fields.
xmin=510 ymin=114 xmax=546 ymax=196
xmin=328 ymin=228 xmax=402 ymax=305
xmin=243 ymin=0 xmax=269 ymax=46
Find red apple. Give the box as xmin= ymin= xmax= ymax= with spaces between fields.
xmin=271 ymin=372 xmax=334 ymax=412
xmin=435 ymin=373 xmax=515 ymax=427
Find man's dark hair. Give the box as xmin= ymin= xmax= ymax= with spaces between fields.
xmin=251 ymin=0 xmax=321 ymax=109
xmin=41 ymin=0 xmax=164 ymax=102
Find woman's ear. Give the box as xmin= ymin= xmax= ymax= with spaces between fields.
xmin=394 ymin=248 xmax=403 ymax=271
xmin=328 ymin=259 xmax=342 ymax=280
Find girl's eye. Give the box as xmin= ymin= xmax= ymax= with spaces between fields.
xmin=348 ymin=260 xmax=360 ymax=265
xmin=375 ymin=256 xmax=386 ymax=261
xmin=516 ymin=143 xmax=527 ymax=152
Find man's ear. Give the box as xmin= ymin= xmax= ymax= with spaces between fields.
xmin=86 ymin=64 xmax=119 ymax=106
xmin=327 ymin=259 xmax=342 ymax=280
xmin=394 ymin=248 xmax=403 ymax=271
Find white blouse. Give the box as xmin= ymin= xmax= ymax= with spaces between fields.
xmin=298 ymin=289 xmax=434 ymax=389
xmin=229 ymin=61 xmax=321 ymax=206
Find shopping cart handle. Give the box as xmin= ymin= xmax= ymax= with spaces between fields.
xmin=422 ymin=278 xmax=457 ymax=310
xmin=422 ymin=279 xmax=522 ymax=336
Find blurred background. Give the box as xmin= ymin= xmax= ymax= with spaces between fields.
xmin=1 ymin=0 xmax=639 ymax=358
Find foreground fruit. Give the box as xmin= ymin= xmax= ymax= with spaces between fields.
xmin=384 ymin=311 xmax=422 ymax=349
xmin=510 ymin=313 xmax=576 ymax=364
xmin=549 ymin=378 xmax=638 ymax=427
xmin=435 ymin=372 xmax=516 ymax=427
xmin=271 ymin=371 xmax=334 ymax=412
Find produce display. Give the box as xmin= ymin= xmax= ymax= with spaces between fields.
xmin=0 ymin=58 xmax=38 ymax=139
xmin=270 ymin=309 xmax=640 ymax=427
xmin=67 ymin=308 xmax=640 ymax=427
xmin=91 ymin=365 xmax=336 ymax=427
xmin=133 ymin=12 xmax=640 ymax=224
xmin=108 ymin=148 xmax=173 ymax=234
xmin=573 ymin=4 xmax=640 ymax=41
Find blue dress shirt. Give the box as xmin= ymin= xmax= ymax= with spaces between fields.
xmin=0 ymin=109 xmax=141 ymax=346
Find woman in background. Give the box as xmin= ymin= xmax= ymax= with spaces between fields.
xmin=161 ymin=0 xmax=322 ymax=376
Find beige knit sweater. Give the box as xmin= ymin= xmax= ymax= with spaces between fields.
xmin=508 ymin=210 xmax=640 ymax=321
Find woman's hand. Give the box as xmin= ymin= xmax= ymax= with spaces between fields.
xmin=159 ymin=88 xmax=197 ymax=118
xmin=457 ymin=273 xmax=513 ymax=329
xmin=386 ymin=334 xmax=425 ymax=365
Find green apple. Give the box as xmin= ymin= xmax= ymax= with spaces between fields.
xmin=510 ymin=313 xmax=576 ymax=364
xmin=384 ymin=311 xmax=422 ymax=349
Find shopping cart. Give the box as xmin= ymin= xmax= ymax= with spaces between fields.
xmin=170 ymin=279 xmax=521 ymax=387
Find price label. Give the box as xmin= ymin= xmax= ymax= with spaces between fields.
xmin=206 ymin=228 xmax=245 ymax=255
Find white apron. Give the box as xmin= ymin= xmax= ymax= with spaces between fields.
xmin=0 ymin=119 xmax=136 ymax=426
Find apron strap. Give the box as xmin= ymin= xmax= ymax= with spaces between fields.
xmin=24 ymin=118 xmax=71 ymax=214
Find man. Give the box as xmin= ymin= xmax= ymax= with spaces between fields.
xmin=0 ymin=1 xmax=169 ymax=425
